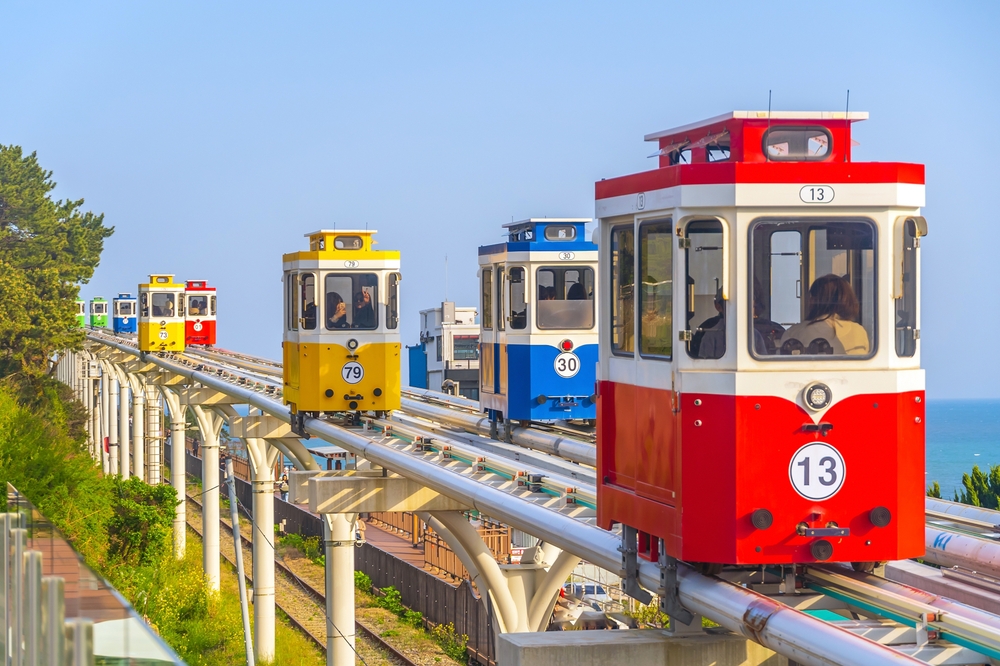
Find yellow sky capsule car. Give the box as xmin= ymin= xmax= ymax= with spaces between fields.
xmin=283 ymin=230 xmax=401 ymax=430
xmin=138 ymin=274 xmax=186 ymax=353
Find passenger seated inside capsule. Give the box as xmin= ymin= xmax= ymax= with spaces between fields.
xmin=779 ymin=274 xmax=869 ymax=355
xmin=352 ymin=290 xmax=376 ymax=329
xmin=326 ymin=292 xmax=349 ymax=329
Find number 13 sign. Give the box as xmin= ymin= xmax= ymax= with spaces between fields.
xmin=788 ymin=442 xmax=846 ymax=500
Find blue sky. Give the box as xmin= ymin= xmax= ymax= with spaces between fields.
xmin=1 ymin=1 xmax=996 ymax=398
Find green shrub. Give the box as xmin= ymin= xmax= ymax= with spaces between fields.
xmin=354 ymin=570 xmax=372 ymax=592
xmin=378 ymin=586 xmax=407 ymax=616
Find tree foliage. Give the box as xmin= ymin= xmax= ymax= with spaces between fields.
xmin=954 ymin=464 xmax=1000 ymax=509
xmin=0 ymin=146 xmax=113 ymax=376
xmin=927 ymin=481 xmax=942 ymax=499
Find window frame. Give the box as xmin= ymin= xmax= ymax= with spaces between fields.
xmin=683 ymin=218 xmax=727 ymax=360
xmin=543 ymin=225 xmax=578 ymax=241
xmin=534 ymin=265 xmax=595 ymax=331
xmin=481 ymin=268 xmax=493 ymax=330
xmin=762 ymin=126 xmax=834 ymax=162
xmin=894 ymin=216 xmax=926 ymax=358
xmin=496 ymin=265 xmax=505 ymax=332
xmin=287 ymin=272 xmax=298 ymax=331
xmin=387 ymin=272 xmax=400 ymax=330
xmin=609 ymin=223 xmax=636 ymax=357
xmin=638 ymin=218 xmax=675 ymax=360
xmin=300 ymin=272 xmax=317 ymax=330
xmin=747 ymin=216 xmax=879 ymax=362
xmin=508 ymin=266 xmax=527 ymax=330
xmin=324 ymin=272 xmax=379 ymax=331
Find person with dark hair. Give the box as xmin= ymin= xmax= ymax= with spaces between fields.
xmin=567 ymin=282 xmax=587 ymax=300
xmin=353 ymin=289 xmax=376 ymax=329
xmin=326 ymin=291 xmax=348 ymax=329
xmin=779 ymin=274 xmax=869 ymax=355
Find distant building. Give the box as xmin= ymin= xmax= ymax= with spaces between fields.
xmin=408 ymin=302 xmax=480 ymax=400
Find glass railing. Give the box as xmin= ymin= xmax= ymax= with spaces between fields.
xmin=4 ymin=484 xmax=185 ymax=666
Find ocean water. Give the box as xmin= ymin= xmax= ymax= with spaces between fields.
xmin=927 ymin=400 xmax=1000 ymax=499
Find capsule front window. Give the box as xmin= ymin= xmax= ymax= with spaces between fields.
xmin=150 ymin=293 xmax=175 ymax=317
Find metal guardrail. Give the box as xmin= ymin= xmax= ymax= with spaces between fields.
xmin=3 ymin=485 xmax=183 ymax=666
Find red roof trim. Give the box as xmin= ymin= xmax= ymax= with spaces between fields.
xmin=595 ymin=162 xmax=925 ymax=200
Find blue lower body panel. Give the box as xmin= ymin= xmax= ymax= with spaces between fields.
xmin=113 ymin=316 xmax=137 ymax=334
xmin=502 ymin=343 xmax=597 ymax=421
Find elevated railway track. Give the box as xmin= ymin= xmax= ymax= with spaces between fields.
xmin=80 ymin=332 xmax=1000 ymax=665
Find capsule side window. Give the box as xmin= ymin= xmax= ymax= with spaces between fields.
xmin=481 ymin=269 xmax=493 ymax=330
xmin=387 ymin=272 xmax=400 ymax=330
xmin=610 ymin=225 xmax=635 ymax=355
xmin=496 ymin=265 xmax=505 ymax=332
xmin=685 ymin=219 xmax=726 ymax=359
xmin=638 ymin=219 xmax=673 ymax=359
xmin=286 ymin=273 xmax=298 ymax=331
xmin=140 ymin=293 xmax=149 ymax=318
xmin=508 ymin=267 xmax=526 ymax=330
xmin=210 ymin=295 xmax=217 ymax=316
xmin=895 ymin=216 xmax=927 ymax=358
xmin=300 ymin=273 xmax=317 ymax=330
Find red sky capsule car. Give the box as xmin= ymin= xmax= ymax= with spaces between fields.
xmin=184 ymin=279 xmax=217 ymax=346
xmin=595 ymin=111 xmax=926 ymax=572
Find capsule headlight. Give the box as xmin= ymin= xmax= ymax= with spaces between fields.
xmin=347 ymin=338 xmax=359 ymax=351
xmin=803 ymin=382 xmax=832 ymax=411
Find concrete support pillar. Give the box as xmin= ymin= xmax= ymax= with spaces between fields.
xmin=161 ymin=388 xmax=186 ymax=558
xmin=101 ymin=369 xmax=111 ymax=474
xmin=90 ymin=376 xmax=100 ymax=464
xmin=249 ymin=438 xmax=278 ymax=663
xmin=192 ymin=404 xmax=224 ymax=591
xmin=108 ymin=374 xmax=120 ymax=477
xmin=145 ymin=386 xmax=162 ymax=486
xmin=324 ymin=513 xmax=358 ymax=666
xmin=118 ymin=374 xmax=130 ymax=480
xmin=131 ymin=378 xmax=145 ymax=481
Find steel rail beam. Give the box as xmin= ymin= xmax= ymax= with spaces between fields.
xmin=84 ymin=333 xmax=926 ymax=666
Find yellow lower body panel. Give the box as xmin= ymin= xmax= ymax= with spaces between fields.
xmin=139 ymin=322 xmax=186 ymax=353
xmin=283 ymin=341 xmax=400 ymax=413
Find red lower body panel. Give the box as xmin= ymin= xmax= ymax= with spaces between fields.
xmin=597 ymin=381 xmax=925 ymax=565
xmin=186 ymin=319 xmax=216 ymax=346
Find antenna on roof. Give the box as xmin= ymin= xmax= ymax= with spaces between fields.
xmin=766 ymin=90 xmax=772 ymax=162
xmin=844 ymin=89 xmax=851 ymax=163
xmin=445 ymin=254 xmax=449 ymax=301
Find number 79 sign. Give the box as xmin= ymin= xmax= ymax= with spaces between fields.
xmin=342 ymin=362 xmax=364 ymax=384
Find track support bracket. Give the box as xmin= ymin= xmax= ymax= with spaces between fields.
xmin=658 ymin=544 xmax=695 ymax=627
xmin=289 ymin=412 xmax=311 ymax=439
xmin=619 ymin=526 xmax=652 ymax=605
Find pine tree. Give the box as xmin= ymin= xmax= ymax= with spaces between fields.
xmin=0 ymin=146 xmax=113 ymax=376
